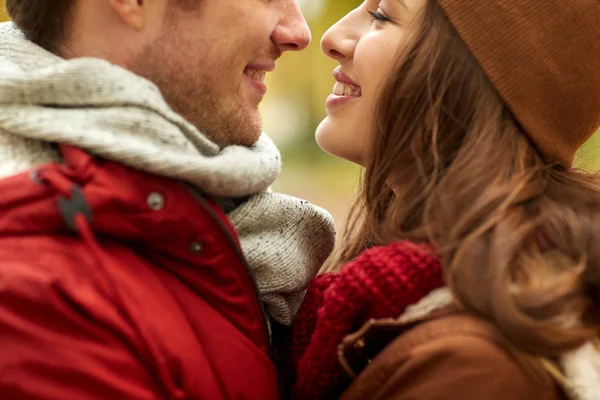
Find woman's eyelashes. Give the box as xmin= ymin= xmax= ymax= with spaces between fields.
xmin=368 ymin=9 xmax=392 ymax=23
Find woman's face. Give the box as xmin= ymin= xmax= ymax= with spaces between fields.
xmin=316 ymin=0 xmax=426 ymax=165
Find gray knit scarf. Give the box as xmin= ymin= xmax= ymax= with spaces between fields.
xmin=0 ymin=22 xmax=335 ymax=326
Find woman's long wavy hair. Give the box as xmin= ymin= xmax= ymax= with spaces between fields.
xmin=325 ymin=0 xmax=600 ymax=381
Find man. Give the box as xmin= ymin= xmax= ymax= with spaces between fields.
xmin=0 ymin=1 xmax=335 ymax=399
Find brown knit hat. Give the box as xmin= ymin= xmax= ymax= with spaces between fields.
xmin=436 ymin=0 xmax=600 ymax=167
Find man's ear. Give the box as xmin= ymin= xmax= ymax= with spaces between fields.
xmin=108 ymin=0 xmax=146 ymax=30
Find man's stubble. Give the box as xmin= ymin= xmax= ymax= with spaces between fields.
xmin=130 ymin=32 xmax=263 ymax=148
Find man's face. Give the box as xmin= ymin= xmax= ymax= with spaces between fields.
xmin=131 ymin=0 xmax=311 ymax=147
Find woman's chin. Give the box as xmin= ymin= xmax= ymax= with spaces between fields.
xmin=315 ymin=119 xmax=332 ymax=151
xmin=315 ymin=120 xmax=343 ymax=157
xmin=315 ymin=121 xmax=364 ymax=166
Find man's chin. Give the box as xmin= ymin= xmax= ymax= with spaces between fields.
xmin=217 ymin=118 xmax=263 ymax=148
xmin=227 ymin=110 xmax=263 ymax=147
xmin=228 ymin=128 xmax=263 ymax=147
xmin=185 ymin=106 xmax=262 ymax=148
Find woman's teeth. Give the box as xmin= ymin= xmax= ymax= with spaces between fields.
xmin=245 ymin=69 xmax=267 ymax=83
xmin=333 ymin=82 xmax=361 ymax=97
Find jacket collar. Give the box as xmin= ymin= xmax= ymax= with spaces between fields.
xmin=387 ymin=287 xmax=600 ymax=400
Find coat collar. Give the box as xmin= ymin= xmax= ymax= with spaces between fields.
xmin=338 ymin=287 xmax=600 ymax=400
xmin=354 ymin=287 xmax=600 ymax=400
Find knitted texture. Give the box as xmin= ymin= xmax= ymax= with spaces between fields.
xmin=436 ymin=0 xmax=600 ymax=167
xmin=291 ymin=241 xmax=444 ymax=399
xmin=0 ymin=22 xmax=335 ymax=326
xmin=228 ymin=194 xmax=336 ymax=324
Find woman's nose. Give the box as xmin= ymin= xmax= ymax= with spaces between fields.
xmin=321 ymin=8 xmax=362 ymax=61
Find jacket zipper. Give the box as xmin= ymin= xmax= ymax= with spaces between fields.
xmin=188 ymin=187 xmax=274 ymax=359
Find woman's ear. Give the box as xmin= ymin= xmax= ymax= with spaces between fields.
xmin=108 ymin=0 xmax=146 ymax=31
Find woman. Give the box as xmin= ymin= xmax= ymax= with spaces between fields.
xmin=290 ymin=0 xmax=600 ymax=399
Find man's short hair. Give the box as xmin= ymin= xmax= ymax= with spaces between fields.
xmin=6 ymin=0 xmax=200 ymax=54
xmin=6 ymin=0 xmax=72 ymax=53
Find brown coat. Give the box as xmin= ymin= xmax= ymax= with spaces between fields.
xmin=338 ymin=310 xmax=566 ymax=400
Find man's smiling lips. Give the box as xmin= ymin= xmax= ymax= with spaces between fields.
xmin=244 ymin=63 xmax=275 ymax=97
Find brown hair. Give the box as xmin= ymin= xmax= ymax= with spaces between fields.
xmin=327 ymin=0 xmax=600 ymax=381
xmin=6 ymin=0 xmax=72 ymax=53
xmin=5 ymin=0 xmax=198 ymax=53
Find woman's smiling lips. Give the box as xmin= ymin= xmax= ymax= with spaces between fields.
xmin=326 ymin=66 xmax=362 ymax=110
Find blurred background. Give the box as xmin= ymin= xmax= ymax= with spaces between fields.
xmin=1 ymin=1 xmax=598 ymax=232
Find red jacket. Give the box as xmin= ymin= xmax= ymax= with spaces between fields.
xmin=0 ymin=145 xmax=279 ymax=399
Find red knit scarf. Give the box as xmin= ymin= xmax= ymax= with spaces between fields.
xmin=290 ymin=241 xmax=444 ymax=399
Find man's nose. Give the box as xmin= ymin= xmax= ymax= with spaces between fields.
xmin=271 ymin=1 xmax=312 ymax=52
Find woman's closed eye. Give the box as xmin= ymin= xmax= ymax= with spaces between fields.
xmin=368 ymin=9 xmax=392 ymax=23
